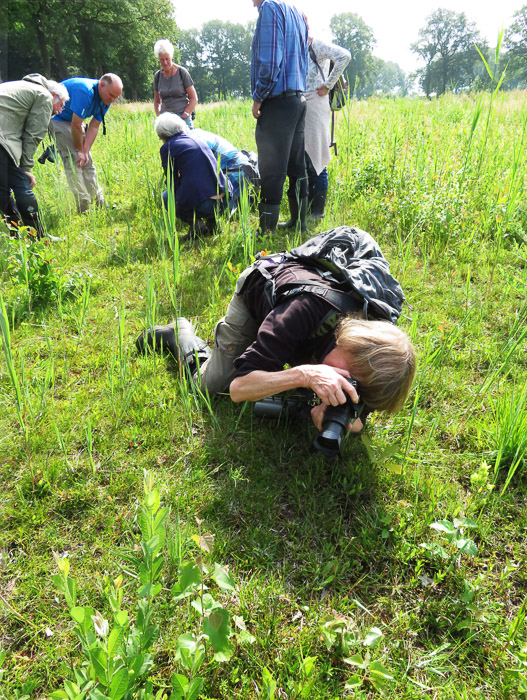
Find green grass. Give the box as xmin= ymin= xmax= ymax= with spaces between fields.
xmin=0 ymin=91 xmax=527 ymax=698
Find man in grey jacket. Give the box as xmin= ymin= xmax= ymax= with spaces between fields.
xmin=0 ymin=74 xmax=68 ymax=238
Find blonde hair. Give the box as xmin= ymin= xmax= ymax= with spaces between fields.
xmin=336 ymin=318 xmax=416 ymax=413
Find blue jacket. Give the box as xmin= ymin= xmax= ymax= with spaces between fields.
xmin=160 ymin=133 xmax=232 ymax=215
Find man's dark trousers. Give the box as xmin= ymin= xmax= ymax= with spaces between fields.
xmin=255 ymin=93 xmax=308 ymax=205
xmin=0 ymin=145 xmax=44 ymax=237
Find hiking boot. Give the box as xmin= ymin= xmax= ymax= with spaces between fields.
xmin=257 ymin=202 xmax=280 ymax=237
xmin=278 ymin=195 xmax=308 ymax=232
xmin=176 ymin=317 xmax=211 ymax=376
xmin=135 ymin=322 xmax=179 ymax=357
xmin=309 ymin=190 xmax=327 ymax=221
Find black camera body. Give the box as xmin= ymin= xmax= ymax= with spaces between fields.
xmin=38 ymin=145 xmax=57 ymax=165
xmin=312 ymin=379 xmax=362 ymax=458
xmin=254 ymin=378 xmax=363 ymax=458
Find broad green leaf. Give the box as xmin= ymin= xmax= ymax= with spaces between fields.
xmin=384 ymin=461 xmax=402 ymax=474
xmin=261 ymin=667 xmax=277 ymax=699
xmin=48 ymin=692 xmax=68 ymax=699
xmin=107 ymin=627 xmax=124 ymax=658
xmin=185 ymin=677 xmax=204 ymax=700
xmin=137 ymin=582 xmax=163 ymax=599
xmin=363 ymin=626 xmax=383 ymax=648
xmin=109 ymin=667 xmax=128 ymax=700
xmin=90 ymin=647 xmax=109 ymax=685
xmin=191 ymin=592 xmax=218 ymax=615
xmin=236 ymin=629 xmax=256 ymax=645
xmin=453 ymin=517 xmax=478 ymax=529
xmin=204 ymin=609 xmax=231 ymax=651
xmin=369 ymin=660 xmax=393 ymax=680
xmin=144 ymin=489 xmax=160 ymax=514
xmin=212 ymin=564 xmax=235 ymax=591
xmin=87 ymin=687 xmax=111 ymax=700
xmin=455 ymin=538 xmax=478 ymax=556
xmin=70 ymin=607 xmax=90 ymax=624
xmin=171 ymin=673 xmax=189 ymax=695
xmin=172 ymin=562 xmax=201 ymax=600
xmin=344 ymin=653 xmax=366 ymax=669
xmin=420 ymin=542 xmax=449 ymax=560
xmin=430 ymin=520 xmax=455 ymax=538
xmin=344 ymin=674 xmax=362 ymax=690
xmin=300 ymin=656 xmax=317 ymax=679
xmin=114 ymin=611 xmax=128 ymax=627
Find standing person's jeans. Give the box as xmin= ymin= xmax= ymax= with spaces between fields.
xmin=255 ymin=92 xmax=308 ymax=205
xmin=0 ymin=145 xmax=44 ymax=237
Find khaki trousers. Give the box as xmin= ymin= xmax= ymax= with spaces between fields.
xmin=199 ymin=265 xmax=260 ymax=394
xmin=51 ymin=120 xmax=103 ymax=212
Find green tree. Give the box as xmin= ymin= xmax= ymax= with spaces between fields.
xmin=505 ymin=5 xmax=527 ymax=87
xmin=200 ymin=20 xmax=252 ymax=100
xmin=1 ymin=0 xmax=178 ymax=101
xmin=177 ymin=30 xmax=215 ymax=103
xmin=329 ymin=12 xmax=375 ymax=98
xmin=412 ymin=9 xmax=484 ymax=97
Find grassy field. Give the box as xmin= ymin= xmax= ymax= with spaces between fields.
xmin=0 ymin=90 xmax=526 ymax=699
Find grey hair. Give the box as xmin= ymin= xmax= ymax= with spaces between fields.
xmin=47 ymin=80 xmax=69 ymax=102
xmin=154 ymin=39 xmax=174 ymax=59
xmin=155 ymin=112 xmax=187 ymax=140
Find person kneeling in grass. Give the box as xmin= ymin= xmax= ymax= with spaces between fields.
xmin=136 ymin=229 xmax=416 ymax=434
xmin=155 ymin=113 xmax=232 ymax=240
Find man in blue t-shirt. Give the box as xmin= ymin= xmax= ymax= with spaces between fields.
xmin=251 ymin=0 xmax=308 ymax=235
xmin=52 ymin=73 xmax=122 ymax=212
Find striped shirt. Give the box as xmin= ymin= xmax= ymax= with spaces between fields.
xmin=251 ymin=0 xmax=308 ymax=102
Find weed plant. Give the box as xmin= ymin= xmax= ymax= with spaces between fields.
xmin=0 ymin=92 xmax=526 ymax=698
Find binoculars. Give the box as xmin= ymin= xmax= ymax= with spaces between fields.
xmin=38 ymin=145 xmax=57 ymax=165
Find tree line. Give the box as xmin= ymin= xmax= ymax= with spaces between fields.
xmin=1 ymin=1 xmax=527 ymax=101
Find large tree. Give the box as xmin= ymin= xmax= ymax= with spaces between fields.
xmin=505 ymin=5 xmax=527 ymax=87
xmin=200 ymin=20 xmax=252 ymax=100
xmin=412 ymin=9 xmax=485 ymax=97
xmin=178 ymin=21 xmax=253 ymax=103
xmin=0 ymin=0 xmax=178 ymax=101
xmin=330 ymin=13 xmax=375 ymax=98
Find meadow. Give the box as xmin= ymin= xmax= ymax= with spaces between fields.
xmin=0 ymin=90 xmax=526 ymax=699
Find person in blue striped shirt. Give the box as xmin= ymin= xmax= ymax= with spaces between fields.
xmin=251 ymin=0 xmax=309 ymax=235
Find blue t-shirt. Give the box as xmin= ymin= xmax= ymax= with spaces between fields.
xmin=53 ymin=78 xmax=110 ymax=123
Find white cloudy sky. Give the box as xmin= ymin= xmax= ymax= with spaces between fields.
xmin=171 ymin=0 xmax=521 ymax=73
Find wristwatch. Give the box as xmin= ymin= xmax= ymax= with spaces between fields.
xmin=182 ymin=111 xmax=189 ymax=118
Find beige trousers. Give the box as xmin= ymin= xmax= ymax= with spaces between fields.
xmin=51 ymin=120 xmax=103 ymax=212
xmin=199 ymin=265 xmax=260 ymax=394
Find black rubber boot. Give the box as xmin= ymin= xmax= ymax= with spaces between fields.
xmin=278 ymin=195 xmax=308 ymax=232
xmin=309 ymin=189 xmax=327 ymax=220
xmin=135 ymin=318 xmax=211 ymax=376
xmin=175 ymin=317 xmax=211 ymax=376
xmin=257 ymin=202 xmax=280 ymax=237
xmin=135 ymin=322 xmax=179 ymax=357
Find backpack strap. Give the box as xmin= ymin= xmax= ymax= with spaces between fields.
xmin=309 ymin=44 xmax=326 ymax=83
xmin=275 ymin=281 xmax=368 ymax=317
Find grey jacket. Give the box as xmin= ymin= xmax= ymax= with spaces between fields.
xmin=0 ymin=73 xmax=53 ymax=171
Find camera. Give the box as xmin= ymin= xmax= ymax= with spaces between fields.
xmin=254 ymin=378 xmax=363 ymax=458
xmin=38 ymin=145 xmax=57 ymax=165
xmin=312 ymin=379 xmax=362 ymax=458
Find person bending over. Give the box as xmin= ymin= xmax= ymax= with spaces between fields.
xmin=190 ymin=128 xmax=260 ymax=206
xmin=136 ymin=246 xmax=416 ymax=433
xmin=155 ymin=113 xmax=232 ymax=239
xmin=0 ymin=73 xmax=68 ymax=238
